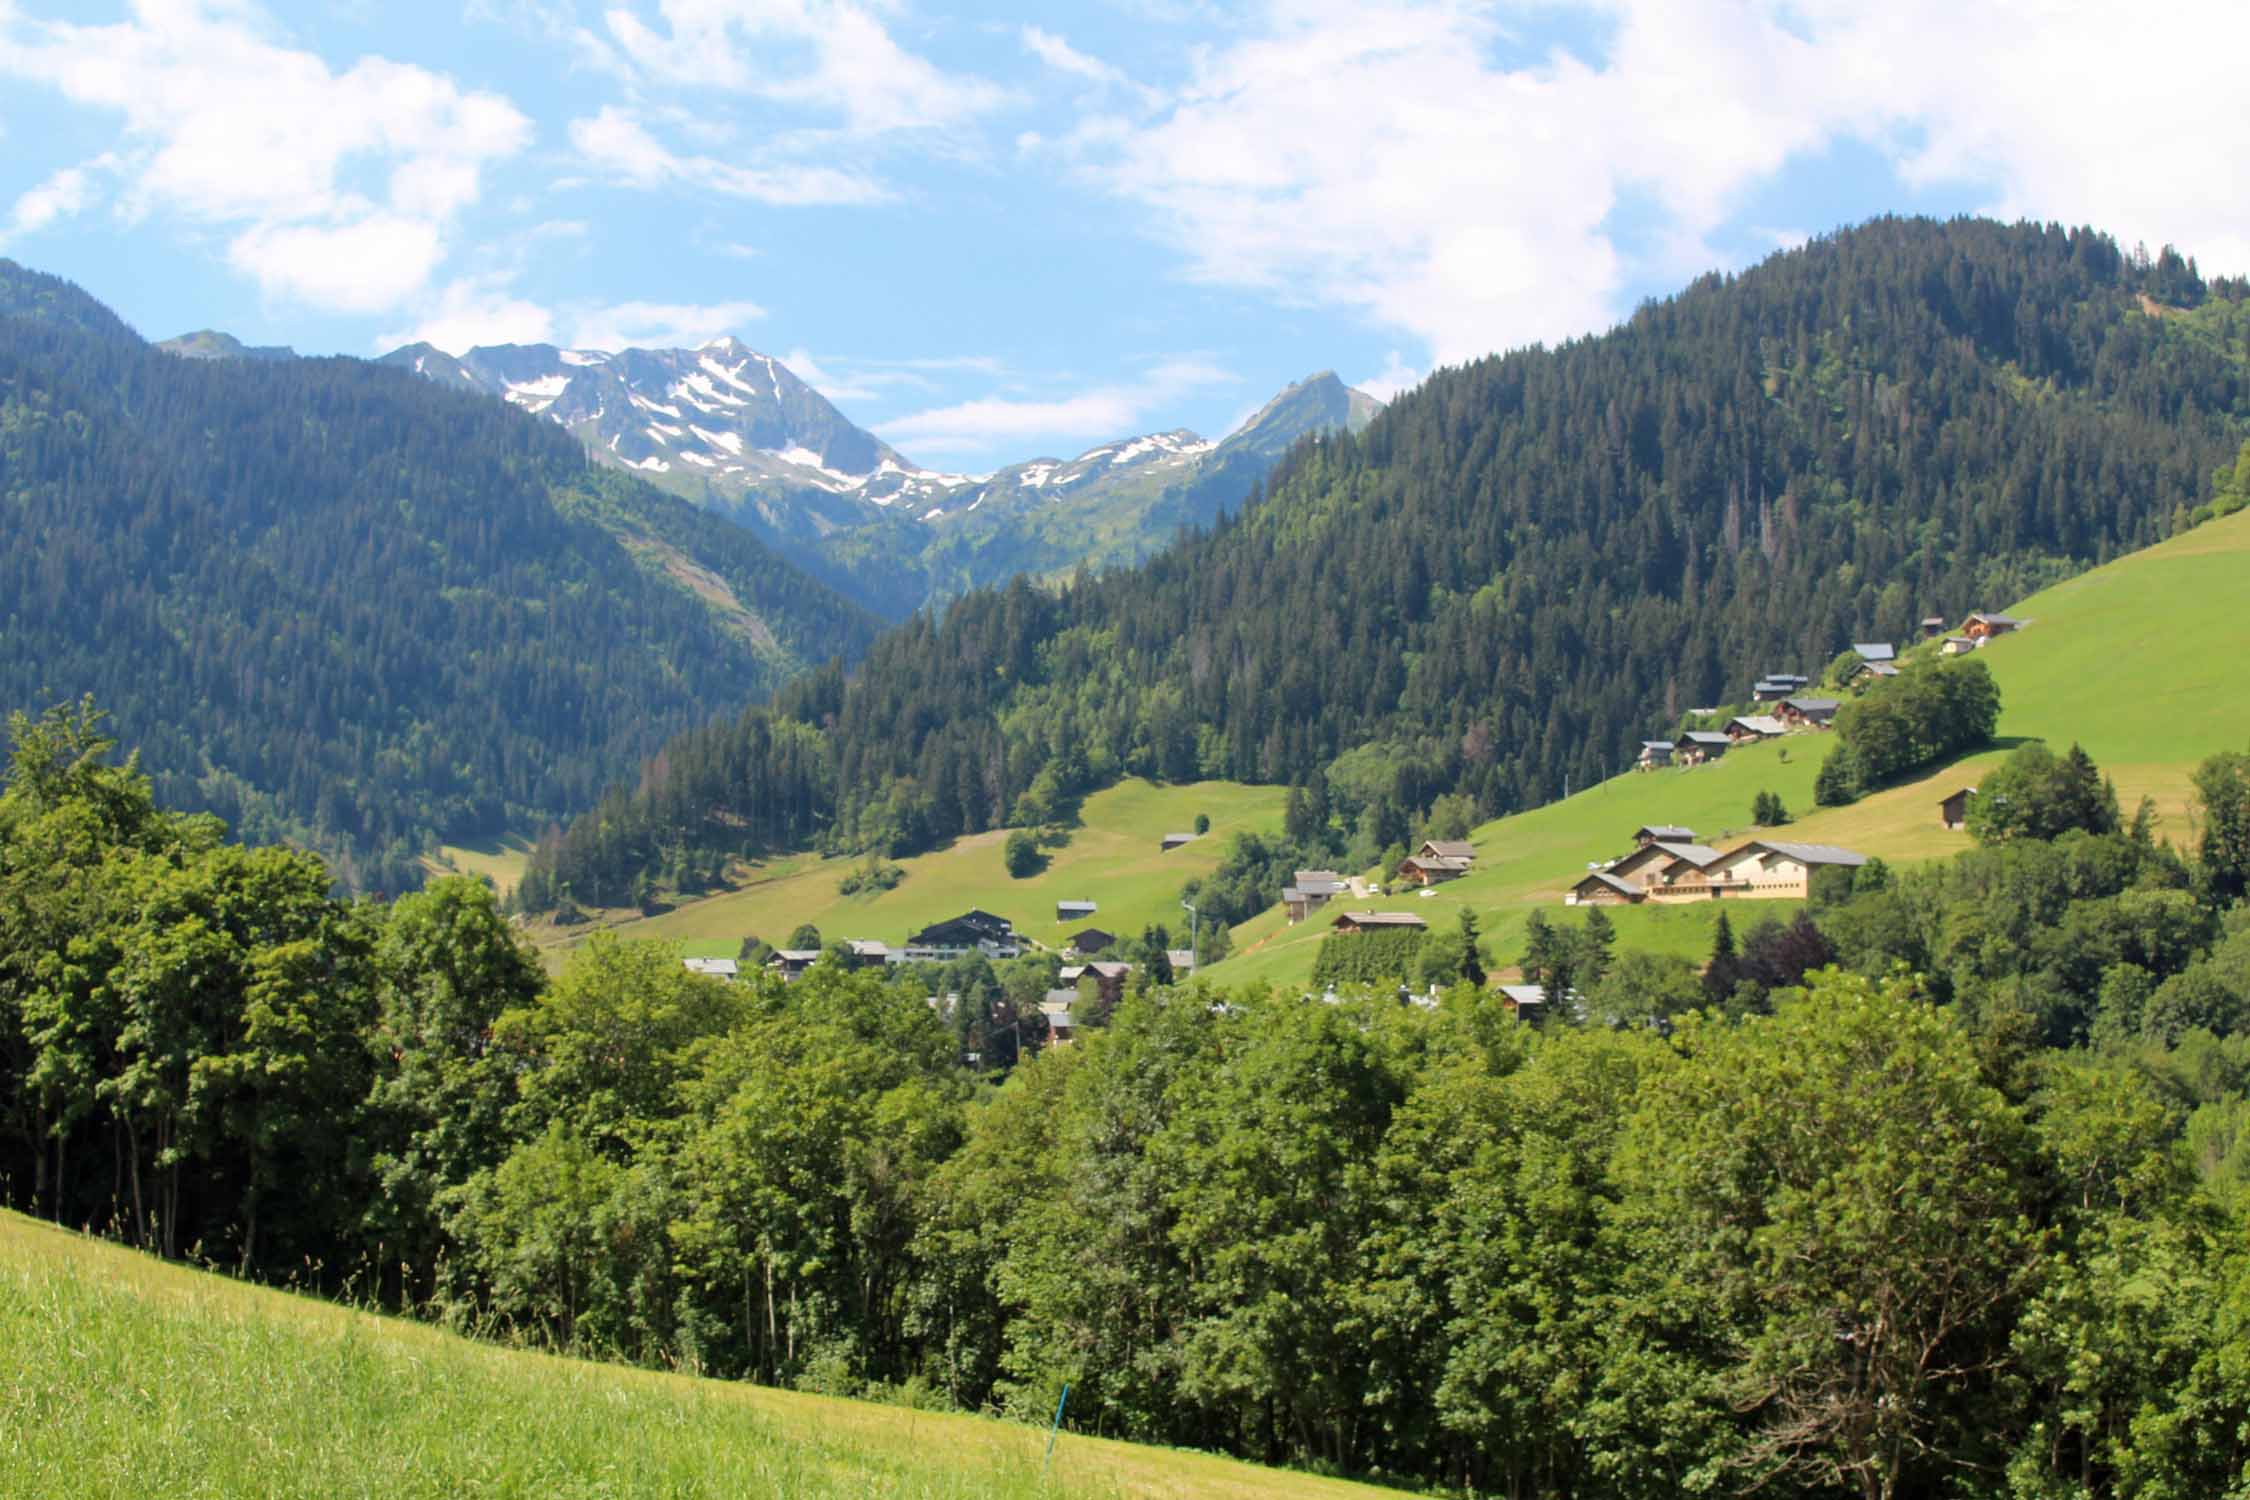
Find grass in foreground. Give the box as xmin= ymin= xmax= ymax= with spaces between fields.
xmin=0 ymin=1212 xmax=1392 ymax=1500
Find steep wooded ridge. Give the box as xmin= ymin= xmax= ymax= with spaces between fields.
xmin=0 ymin=260 xmax=880 ymax=890
xmin=522 ymin=218 xmax=2249 ymax=910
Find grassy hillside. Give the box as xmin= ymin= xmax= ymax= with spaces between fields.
xmin=1216 ymin=506 xmax=2250 ymax=993
xmin=0 ymin=1211 xmax=1389 ymax=1500
xmin=546 ymin=780 xmax=1286 ymax=959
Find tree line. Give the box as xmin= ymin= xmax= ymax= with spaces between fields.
xmin=21 ymin=700 xmax=2250 ymax=1495
xmin=520 ymin=218 xmax=2250 ymax=916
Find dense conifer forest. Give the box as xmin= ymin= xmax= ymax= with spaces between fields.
xmin=523 ymin=218 xmax=2250 ymax=910
xmin=19 ymin=702 xmax=2250 ymax=1498
xmin=0 ymin=261 xmax=880 ymax=890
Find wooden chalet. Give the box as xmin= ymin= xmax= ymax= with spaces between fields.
xmin=1608 ymin=839 xmax=1723 ymax=892
xmin=1399 ymin=852 xmax=1472 ymax=886
xmin=1039 ymin=992 xmax=1078 ymax=1045
xmin=842 ymin=940 xmax=894 ymax=969
xmin=1752 ymin=672 xmax=1810 ymax=702
xmin=1055 ymin=898 xmax=1098 ymax=921
xmin=1680 ymin=840 xmax=1867 ymax=902
xmin=1069 ymin=926 xmax=1116 ymax=955
xmin=1848 ymin=660 xmax=1900 ymax=689
xmin=1060 ymin=960 xmax=1133 ymax=1006
xmin=1777 ymin=696 xmax=1840 ymax=728
xmin=1330 ymin=911 xmax=1429 ymax=933
xmin=1940 ymin=787 xmax=1978 ymax=831
xmin=1636 ymin=739 xmax=1675 ymax=769
xmin=683 ymin=957 xmax=740 ymax=981
xmin=1283 ymin=870 xmax=1347 ymax=923
xmin=1418 ymin=838 xmax=1476 ymax=863
xmin=903 ymin=911 xmax=1022 ymax=961
xmin=1674 ymin=730 xmax=1732 ymax=766
xmin=1725 ymin=714 xmax=1786 ymax=742
xmin=1568 ymin=869 xmax=1640 ymax=905
xmin=766 ymin=948 xmax=820 ymax=981
xmin=1960 ymin=611 xmax=2021 ymax=641
xmin=1634 ymin=824 xmax=1696 ymax=846
xmin=1920 ymin=614 xmax=1948 ymax=634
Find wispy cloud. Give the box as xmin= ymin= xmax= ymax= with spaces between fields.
xmin=879 ymin=356 xmax=1235 ymax=456
xmin=569 ymin=105 xmax=889 ymax=205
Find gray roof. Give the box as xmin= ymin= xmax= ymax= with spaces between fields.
xmin=1166 ymin=949 xmax=1196 ymax=971
xmin=770 ymin=949 xmax=821 ymax=963
xmin=683 ymin=957 xmax=739 ymax=978
xmin=1637 ymin=824 xmax=1696 ymax=840
xmin=1421 ymin=839 xmax=1476 ymax=859
xmin=1640 ymin=739 xmax=1675 ymax=751
xmin=846 ymin=940 xmax=890 ymax=957
xmin=1678 ymin=730 xmax=1733 ymax=747
xmin=1056 ymin=899 xmax=1097 ymax=913
xmin=1648 ymin=841 xmax=1722 ymax=867
xmin=1852 ymin=642 xmax=1896 ymax=662
xmin=1784 ymin=696 xmax=1840 ymax=714
xmin=1333 ymin=910 xmax=1428 ymax=929
xmin=1751 ymin=841 xmax=1868 ymax=867
xmin=1967 ymin=611 xmax=2020 ymax=625
xmin=1727 ymin=715 xmax=1787 ymax=735
xmin=1855 ymin=661 xmax=1900 ymax=677
xmin=1499 ymin=983 xmax=1547 ymax=1006
xmin=1573 ymin=870 xmax=1638 ymax=897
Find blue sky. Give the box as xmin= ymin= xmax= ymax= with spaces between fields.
xmin=4 ymin=1 xmax=2248 ymax=472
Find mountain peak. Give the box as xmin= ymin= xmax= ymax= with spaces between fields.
xmin=157 ymin=329 xmax=297 ymax=362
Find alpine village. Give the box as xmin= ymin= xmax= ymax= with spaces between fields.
xmin=9 ymin=9 xmax=2250 ymax=1498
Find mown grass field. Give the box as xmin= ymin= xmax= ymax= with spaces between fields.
xmin=0 ymin=1211 xmax=1393 ymax=1500
xmin=1216 ymin=506 xmax=2250 ymax=992
xmin=543 ymin=779 xmax=1286 ymax=961
xmin=425 ymin=833 xmax=535 ymax=897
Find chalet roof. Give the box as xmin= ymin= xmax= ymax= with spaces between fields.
xmin=846 ymin=940 xmax=890 ymax=957
xmin=1765 ymin=672 xmax=1810 ymax=685
xmin=1404 ymin=853 xmax=1472 ymax=872
xmin=1649 ymin=841 xmax=1722 ymax=867
xmin=1783 ymin=696 xmax=1840 ymax=715
xmin=1295 ymin=868 xmax=1343 ymax=885
xmin=1161 ymin=831 xmax=1197 ymax=844
xmin=1166 ymin=949 xmax=1196 ymax=971
xmin=1572 ymin=870 xmax=1640 ymax=898
xmin=1939 ymin=786 xmax=1980 ymax=805
xmin=1853 ymin=661 xmax=1900 ymax=678
xmin=683 ymin=957 xmax=739 ymax=978
xmin=1056 ymin=899 xmax=1097 ymax=915
xmin=1071 ymin=926 xmax=1115 ymax=948
xmin=1852 ymin=642 xmax=1896 ymax=662
xmin=1039 ymin=995 xmax=1075 ymax=1022
xmin=1636 ymin=824 xmax=1695 ymax=841
xmin=1677 ymin=731 xmax=1732 ymax=747
xmin=1331 ymin=910 xmax=1429 ymax=930
xmin=1746 ymin=840 xmax=1868 ymax=867
xmin=1640 ymin=739 xmax=1675 ymax=751
xmin=770 ymin=949 xmax=821 ymax=964
xmin=1921 ymin=615 xmax=1947 ymax=626
xmin=1499 ymin=983 xmax=1548 ymax=1006
xmin=1727 ymin=715 xmax=1787 ymax=736
xmin=1421 ymin=839 xmax=1476 ymax=859
xmin=1965 ymin=611 xmax=2020 ymax=626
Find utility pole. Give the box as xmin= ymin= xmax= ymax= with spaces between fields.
xmin=1180 ymin=899 xmax=1199 ymax=974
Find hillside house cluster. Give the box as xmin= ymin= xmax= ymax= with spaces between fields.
xmin=1567 ymin=823 xmax=1867 ymax=905
xmin=687 ymin=908 xmax=1031 ymax=986
xmin=1399 ymin=837 xmax=1477 ymax=886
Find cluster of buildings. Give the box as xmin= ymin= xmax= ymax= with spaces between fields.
xmin=1282 ymin=838 xmax=1479 ymax=923
xmin=1567 ymin=823 xmax=1867 ymax=906
xmin=686 ymin=908 xmax=1031 ymax=986
xmin=1637 ymin=612 xmax=2025 ymax=774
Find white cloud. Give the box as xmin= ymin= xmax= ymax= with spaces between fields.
xmin=1354 ymin=351 xmax=1419 ymax=404
xmin=565 ymin=298 xmax=766 ymax=351
xmin=1021 ymin=24 xmax=1163 ymax=107
xmin=1067 ymin=0 xmax=2250 ymax=369
xmin=378 ymin=275 xmax=558 ymax=353
xmin=569 ymin=105 xmax=888 ymax=204
xmin=1 ymin=159 xmax=98 ymax=245
xmin=595 ymin=0 xmax=1007 ymax=135
xmin=879 ymin=357 xmax=1234 ymax=456
xmin=0 ymin=0 xmax=529 ymax=313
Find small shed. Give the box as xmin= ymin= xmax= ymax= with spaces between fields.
xmin=1161 ymin=832 xmax=1198 ymax=851
xmin=1939 ymin=787 xmax=1978 ymax=831
xmin=1055 ymin=899 xmax=1098 ymax=921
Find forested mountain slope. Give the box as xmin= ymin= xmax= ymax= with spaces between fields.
xmin=0 ymin=261 xmax=879 ymax=889
xmin=523 ymin=218 xmax=2250 ymax=910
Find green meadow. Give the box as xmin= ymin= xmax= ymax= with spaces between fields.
xmin=1216 ymin=505 xmax=2250 ymax=992
xmin=0 ymin=1211 xmax=1393 ymax=1500
xmin=546 ymin=779 xmax=1286 ymax=961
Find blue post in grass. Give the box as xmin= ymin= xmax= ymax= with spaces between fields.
xmin=1043 ymin=1382 xmax=1071 ymax=1477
